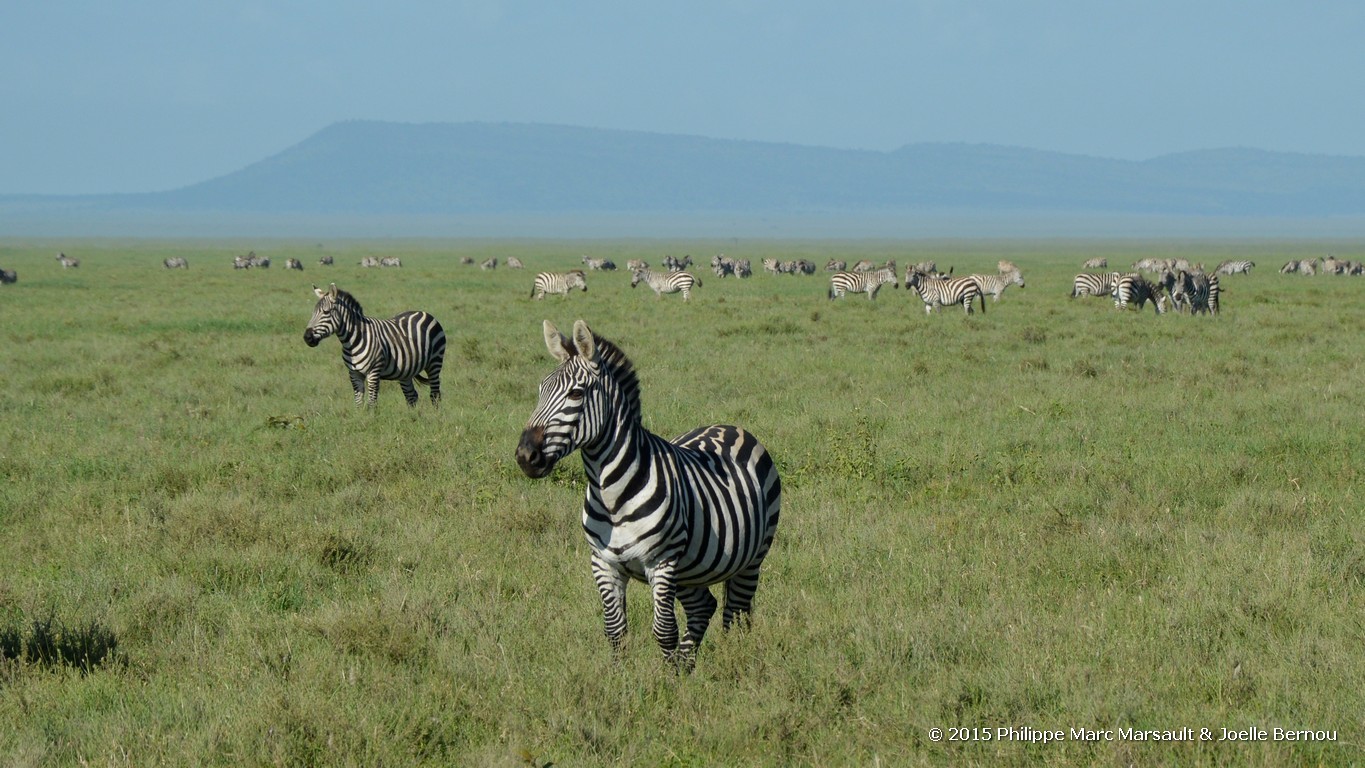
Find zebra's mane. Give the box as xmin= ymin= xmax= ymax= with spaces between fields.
xmin=331 ymin=288 xmax=365 ymax=316
xmin=589 ymin=334 xmax=642 ymax=425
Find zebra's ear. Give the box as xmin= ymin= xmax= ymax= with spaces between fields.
xmin=312 ymin=284 xmax=325 ymax=298
xmin=543 ymin=320 xmax=574 ymax=363
xmin=571 ymin=320 xmax=597 ymax=364
xmin=328 ymin=283 xmax=338 ymax=297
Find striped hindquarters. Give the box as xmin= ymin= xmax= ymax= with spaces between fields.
xmin=1072 ymin=272 xmax=1120 ymax=298
xmin=632 ymin=269 xmax=699 ymax=300
xmin=531 ymin=270 xmax=588 ymax=299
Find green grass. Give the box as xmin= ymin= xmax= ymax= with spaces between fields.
xmin=0 ymin=238 xmax=1363 ymax=766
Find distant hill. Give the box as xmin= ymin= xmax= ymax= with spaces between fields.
xmin=7 ymin=121 xmax=1365 ymax=236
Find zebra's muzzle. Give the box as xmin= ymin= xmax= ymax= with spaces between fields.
xmin=516 ymin=426 xmax=554 ymax=478
xmin=303 ymin=329 xmax=323 ymax=347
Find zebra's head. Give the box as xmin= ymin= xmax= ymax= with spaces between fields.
xmin=303 ymin=283 xmax=344 ymax=347
xmin=517 ymin=320 xmax=619 ymax=479
xmin=629 ymin=269 xmax=646 ymax=288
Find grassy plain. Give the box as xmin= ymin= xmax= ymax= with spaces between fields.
xmin=0 ymin=238 xmax=1362 ymax=766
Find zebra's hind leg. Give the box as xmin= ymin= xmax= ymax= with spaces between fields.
xmin=676 ymin=586 xmax=718 ymax=669
xmin=399 ymin=379 xmax=420 ymax=407
xmin=348 ymin=370 xmax=366 ymax=406
xmin=721 ymin=561 xmax=765 ymax=632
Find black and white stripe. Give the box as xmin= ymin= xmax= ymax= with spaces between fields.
xmin=1111 ymin=273 xmax=1165 ymax=314
xmin=516 ymin=320 xmax=781 ymax=666
xmin=162 ymin=257 xmax=189 ymax=269
xmin=631 ymin=269 xmax=700 ymax=301
xmin=968 ymin=271 xmax=1025 ymax=302
xmin=906 ymin=271 xmax=985 ymax=314
xmin=1214 ymin=260 xmax=1255 ymax=276
xmin=1071 ymin=272 xmax=1120 ymax=299
xmin=302 ymin=283 xmax=446 ymax=407
xmin=531 ymin=270 xmax=589 ymax=299
xmin=1162 ymin=270 xmax=1220 ymax=316
xmin=828 ymin=267 xmax=898 ymax=300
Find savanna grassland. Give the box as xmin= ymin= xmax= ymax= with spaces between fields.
xmin=0 ymin=238 xmax=1362 ymax=767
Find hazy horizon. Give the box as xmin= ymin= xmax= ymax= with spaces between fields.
xmin=5 ymin=2 xmax=1365 ymax=195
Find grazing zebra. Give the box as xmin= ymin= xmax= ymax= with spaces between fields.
xmin=1111 ymin=274 xmax=1165 ymax=314
xmin=286 ymin=258 xmax=304 ymax=271
xmin=761 ymin=258 xmax=781 ymax=275
xmin=1071 ymin=272 xmax=1121 ymax=299
xmin=733 ymin=258 xmax=752 ymax=278
xmin=1082 ymin=257 xmax=1108 ymax=269
xmin=825 ymin=259 xmax=847 ymax=272
xmin=968 ymin=271 xmax=1025 ymax=302
xmin=360 ymin=256 xmax=381 ymax=268
xmin=56 ymin=253 xmax=80 ymax=268
xmin=1162 ymin=270 xmax=1220 ymax=315
xmin=302 ymin=283 xmax=445 ymax=407
xmin=379 ymin=257 xmax=402 ymax=268
xmin=906 ymin=271 xmax=985 ymax=314
xmin=505 ymin=256 xmax=524 ymax=269
xmin=997 ymin=259 xmax=1019 ymax=275
xmin=516 ymin=320 xmax=781 ymax=666
xmin=1215 ymin=259 xmax=1255 ymax=276
xmin=481 ymin=257 xmax=498 ymax=270
xmin=582 ymin=256 xmax=616 ymax=271
xmin=460 ymin=256 xmax=475 ymax=265
xmin=626 ymin=259 xmax=649 ymax=272
xmin=662 ymin=254 xmax=692 ymax=272
xmin=631 ymin=269 xmax=700 ymax=301
xmin=1 ymin=268 xmax=16 ymax=285
xmin=828 ymin=267 xmax=898 ymax=300
xmin=850 ymin=259 xmax=876 ymax=272
xmin=531 ymin=270 xmax=588 ymax=300
xmin=162 ymin=257 xmax=189 ymax=269
xmin=318 ymin=255 xmax=334 ymax=266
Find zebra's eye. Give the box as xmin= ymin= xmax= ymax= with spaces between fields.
xmin=566 ymin=387 xmax=585 ymax=400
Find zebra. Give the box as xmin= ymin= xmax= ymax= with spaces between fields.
xmin=1082 ymin=257 xmax=1108 ymax=269
xmin=516 ymin=320 xmax=781 ymax=667
xmin=825 ymin=259 xmax=847 ymax=272
xmin=1215 ymin=260 xmax=1255 ymax=275
xmin=906 ymin=271 xmax=985 ymax=315
xmin=318 ymin=255 xmax=334 ymax=266
xmin=828 ymin=267 xmax=898 ymax=300
xmin=360 ymin=256 xmax=381 ymax=268
xmin=162 ymin=257 xmax=189 ymax=269
xmin=850 ymin=259 xmax=876 ymax=272
xmin=1162 ymin=270 xmax=1220 ymax=315
xmin=1071 ymin=272 xmax=1120 ymax=299
xmin=56 ymin=253 xmax=80 ymax=268
xmin=626 ymin=259 xmax=649 ymax=272
xmin=531 ymin=270 xmax=588 ymax=300
xmin=631 ymin=269 xmax=700 ymax=301
xmin=662 ymin=255 xmax=692 ymax=272
xmin=968 ymin=271 xmax=1025 ymax=302
xmin=460 ymin=256 xmax=475 ymax=265
xmin=582 ymin=256 xmax=616 ymax=271
xmin=286 ymin=258 xmax=304 ymax=271
xmin=481 ymin=257 xmax=498 ymax=270
xmin=506 ymin=256 xmax=524 ymax=269
xmin=1111 ymin=273 xmax=1165 ymax=314
xmin=302 ymin=283 xmax=445 ymax=407
xmin=0 ymin=268 xmax=16 ymax=285
xmin=380 ymin=257 xmax=402 ymax=268
xmin=761 ymin=258 xmax=781 ymax=275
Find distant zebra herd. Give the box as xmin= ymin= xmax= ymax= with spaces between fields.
xmin=1072 ymin=256 xmax=1231 ymax=316
xmin=1280 ymin=256 xmax=1364 ymax=276
xmin=826 ymin=258 xmax=1020 ymax=315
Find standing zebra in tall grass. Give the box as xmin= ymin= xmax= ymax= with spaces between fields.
xmin=516 ymin=320 xmax=782 ymax=667
xmin=302 ymin=283 xmax=445 ymax=407
xmin=1071 ymin=272 xmax=1121 ymax=299
xmin=631 ymin=269 xmax=700 ymax=301
xmin=828 ymin=267 xmax=898 ymax=300
xmin=531 ymin=270 xmax=588 ymax=299
xmin=968 ymin=270 xmax=1025 ymax=302
xmin=1111 ymin=274 xmax=1165 ymax=314
xmin=906 ymin=271 xmax=985 ymax=314
xmin=1162 ymin=270 xmax=1220 ymax=315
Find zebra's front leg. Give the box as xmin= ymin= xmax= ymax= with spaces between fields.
xmin=399 ymin=379 xmax=419 ymax=407
xmin=348 ymin=369 xmax=366 ymax=406
xmin=676 ymin=586 xmax=718 ymax=667
xmin=364 ymin=371 xmax=382 ymax=407
xmin=646 ymin=561 xmax=681 ymax=664
xmin=591 ymin=553 xmax=629 ymax=657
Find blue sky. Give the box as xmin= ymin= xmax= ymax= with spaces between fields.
xmin=4 ymin=1 xmax=1363 ymax=194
